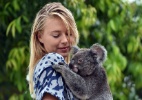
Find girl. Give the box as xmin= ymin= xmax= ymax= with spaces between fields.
xmin=27 ymin=2 xmax=79 ymax=100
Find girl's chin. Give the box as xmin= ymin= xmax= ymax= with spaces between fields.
xmin=58 ymin=52 xmax=69 ymax=58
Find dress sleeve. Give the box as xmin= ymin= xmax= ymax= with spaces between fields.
xmin=33 ymin=53 xmax=66 ymax=100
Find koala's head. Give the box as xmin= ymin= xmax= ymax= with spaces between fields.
xmin=69 ymin=43 xmax=107 ymax=76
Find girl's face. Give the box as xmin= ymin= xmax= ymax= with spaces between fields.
xmin=38 ymin=16 xmax=74 ymax=58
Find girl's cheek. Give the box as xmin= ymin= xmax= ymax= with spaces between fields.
xmin=70 ymin=37 xmax=76 ymax=45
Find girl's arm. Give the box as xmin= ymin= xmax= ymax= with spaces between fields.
xmin=42 ymin=93 xmax=58 ymax=100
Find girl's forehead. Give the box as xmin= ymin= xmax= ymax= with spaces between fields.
xmin=43 ymin=16 xmax=67 ymax=31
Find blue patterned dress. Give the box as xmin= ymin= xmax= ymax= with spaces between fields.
xmin=33 ymin=53 xmax=75 ymax=100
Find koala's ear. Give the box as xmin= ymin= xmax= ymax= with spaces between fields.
xmin=71 ymin=46 xmax=79 ymax=54
xmin=90 ymin=43 xmax=107 ymax=63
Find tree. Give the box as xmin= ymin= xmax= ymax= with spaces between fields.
xmin=84 ymin=0 xmax=142 ymax=99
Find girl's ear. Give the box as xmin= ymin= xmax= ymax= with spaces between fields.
xmin=37 ymin=32 xmax=43 ymax=43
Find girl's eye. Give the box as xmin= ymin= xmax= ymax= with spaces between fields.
xmin=53 ymin=34 xmax=59 ymax=38
xmin=52 ymin=31 xmax=60 ymax=38
xmin=66 ymin=33 xmax=73 ymax=37
xmin=70 ymin=33 xmax=73 ymax=36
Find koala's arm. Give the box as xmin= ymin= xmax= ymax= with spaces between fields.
xmin=53 ymin=64 xmax=88 ymax=99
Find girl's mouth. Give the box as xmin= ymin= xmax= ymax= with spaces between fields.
xmin=59 ymin=47 xmax=70 ymax=52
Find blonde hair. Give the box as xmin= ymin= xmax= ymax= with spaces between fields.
xmin=27 ymin=2 xmax=79 ymax=97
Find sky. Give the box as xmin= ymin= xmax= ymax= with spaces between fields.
xmin=123 ymin=0 xmax=135 ymax=3
xmin=128 ymin=0 xmax=136 ymax=2
xmin=123 ymin=0 xmax=142 ymax=4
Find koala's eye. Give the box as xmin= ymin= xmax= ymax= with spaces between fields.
xmin=78 ymin=59 xmax=83 ymax=64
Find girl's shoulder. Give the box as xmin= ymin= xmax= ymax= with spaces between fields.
xmin=33 ymin=53 xmax=67 ymax=100
xmin=34 ymin=53 xmax=65 ymax=78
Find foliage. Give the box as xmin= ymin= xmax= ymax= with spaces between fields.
xmin=84 ymin=0 xmax=142 ymax=99
xmin=0 ymin=0 xmax=142 ymax=99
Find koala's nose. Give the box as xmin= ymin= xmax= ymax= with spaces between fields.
xmin=69 ymin=60 xmax=75 ymax=69
xmin=69 ymin=63 xmax=73 ymax=69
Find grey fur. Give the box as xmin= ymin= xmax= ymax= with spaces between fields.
xmin=53 ymin=43 xmax=113 ymax=100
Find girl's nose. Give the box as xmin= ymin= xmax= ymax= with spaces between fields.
xmin=61 ymin=34 xmax=68 ymax=44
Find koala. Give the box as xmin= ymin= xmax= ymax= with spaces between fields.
xmin=52 ymin=43 xmax=113 ymax=100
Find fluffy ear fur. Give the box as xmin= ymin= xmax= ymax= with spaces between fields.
xmin=90 ymin=43 xmax=107 ymax=63
xmin=71 ymin=46 xmax=80 ymax=55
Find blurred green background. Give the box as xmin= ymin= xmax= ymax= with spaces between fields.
xmin=0 ymin=0 xmax=142 ymax=100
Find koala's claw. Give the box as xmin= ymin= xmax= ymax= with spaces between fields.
xmin=52 ymin=64 xmax=63 ymax=73
xmin=58 ymin=62 xmax=64 ymax=65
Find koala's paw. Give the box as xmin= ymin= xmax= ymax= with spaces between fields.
xmin=52 ymin=64 xmax=63 ymax=73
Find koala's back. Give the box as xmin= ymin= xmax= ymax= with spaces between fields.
xmin=83 ymin=66 xmax=113 ymax=100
